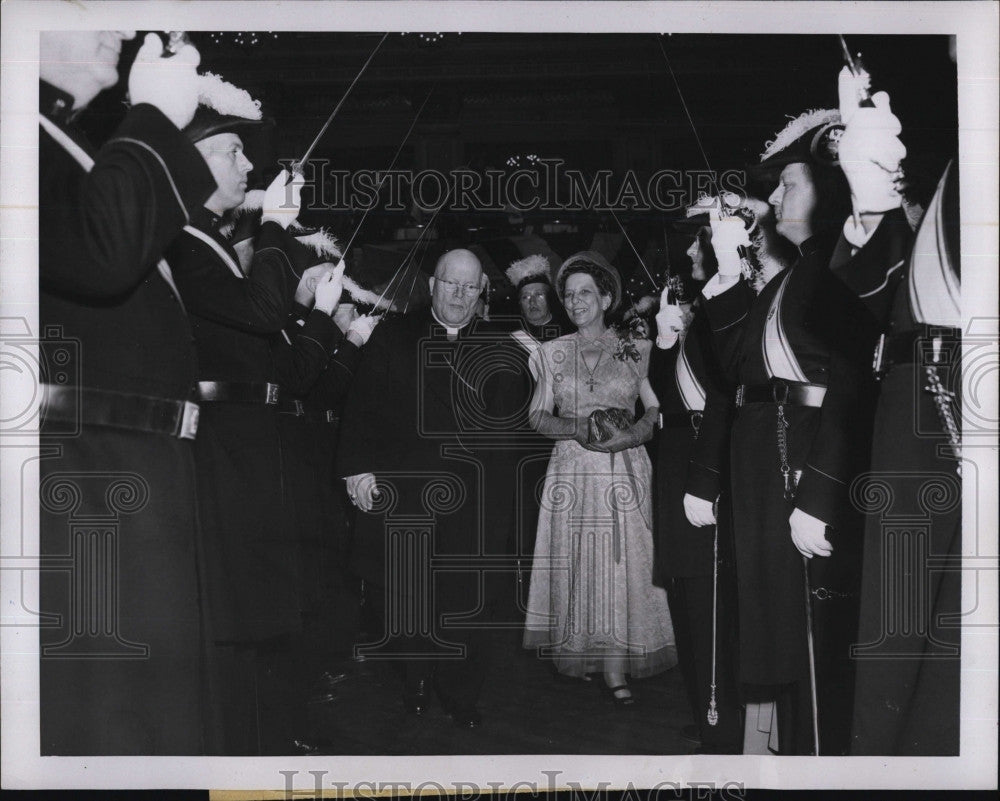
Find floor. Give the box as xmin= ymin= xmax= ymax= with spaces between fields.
xmin=301 ymin=629 xmax=698 ymax=755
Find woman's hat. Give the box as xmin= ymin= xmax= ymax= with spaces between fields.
xmin=554 ymin=250 xmax=622 ymax=313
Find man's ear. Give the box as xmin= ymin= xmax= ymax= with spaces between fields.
xmin=428 ymin=277 xmax=436 ymax=294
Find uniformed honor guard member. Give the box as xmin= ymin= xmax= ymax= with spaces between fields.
xmin=830 ymin=66 xmax=964 ymax=755
xmin=649 ymin=215 xmax=742 ymax=754
xmin=38 ymin=31 xmax=215 ymax=754
xmin=165 ymin=75 xmax=340 ymax=754
xmin=697 ymin=111 xmax=876 ymax=754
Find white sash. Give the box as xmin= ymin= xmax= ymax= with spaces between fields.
xmin=762 ymin=269 xmax=808 ymax=382
xmin=182 ymin=224 xmax=245 ymax=279
xmin=674 ymin=333 xmax=706 ymax=411
xmin=909 ymin=161 xmax=961 ymax=327
xmin=40 ymin=114 xmax=186 ymax=311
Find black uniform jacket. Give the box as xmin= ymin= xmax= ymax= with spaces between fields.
xmin=165 ymin=211 xmax=307 ymax=642
xmin=40 ymin=80 xmax=215 ymax=399
xmin=649 ymin=304 xmax=732 ymax=579
xmin=38 ymin=80 xmax=214 ymax=755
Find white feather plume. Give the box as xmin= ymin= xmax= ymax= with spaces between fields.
xmin=214 ymin=190 xmax=389 ymax=309
xmin=505 ymin=254 xmax=550 ymax=287
xmin=760 ymin=108 xmax=840 ymax=162
xmin=195 ymin=72 xmax=263 ymax=120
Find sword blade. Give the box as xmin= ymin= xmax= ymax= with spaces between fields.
xmin=293 ymin=32 xmax=389 ymax=172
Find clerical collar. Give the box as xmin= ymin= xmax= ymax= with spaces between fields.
xmin=524 ymin=317 xmax=557 ymax=341
xmin=40 ymin=80 xmax=78 ymax=126
xmin=431 ymin=309 xmax=471 ymax=338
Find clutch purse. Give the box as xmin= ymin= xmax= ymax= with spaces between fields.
xmin=587 ymin=407 xmax=634 ymax=443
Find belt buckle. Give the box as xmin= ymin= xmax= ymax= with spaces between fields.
xmin=265 ymin=383 xmax=280 ymax=405
xmin=735 ymin=385 xmax=745 ymax=407
xmin=771 ymin=378 xmax=789 ymax=405
xmin=178 ymin=401 xmax=200 ymax=440
xmin=294 ymin=399 xmax=304 ymax=416
xmin=325 ymin=410 xmax=339 ymax=424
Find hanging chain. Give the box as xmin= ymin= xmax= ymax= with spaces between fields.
xmin=776 ymin=402 xmax=795 ymax=500
xmin=924 ymin=360 xmax=962 ymax=476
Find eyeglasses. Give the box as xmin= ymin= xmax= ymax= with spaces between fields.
xmin=437 ymin=279 xmax=482 ymax=297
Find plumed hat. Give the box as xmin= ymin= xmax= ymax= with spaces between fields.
xmin=183 ymin=72 xmax=270 ymax=143
xmin=505 ymin=254 xmax=552 ymax=294
xmin=749 ymin=108 xmax=844 ymax=181
xmin=554 ymin=250 xmax=623 ymax=314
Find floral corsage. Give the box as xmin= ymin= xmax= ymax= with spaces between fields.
xmin=611 ymin=314 xmax=648 ymax=363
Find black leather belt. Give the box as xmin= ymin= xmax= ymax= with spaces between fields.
xmin=660 ymin=410 xmax=703 ymax=428
xmin=278 ymin=398 xmax=305 ymax=417
xmin=196 ymin=381 xmax=280 ymax=405
xmin=873 ymin=326 xmax=961 ymax=378
xmin=736 ymin=379 xmax=827 ymax=408
xmin=42 ymin=384 xmax=199 ymax=439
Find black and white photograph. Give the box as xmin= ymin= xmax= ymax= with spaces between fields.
xmin=1 ymin=0 xmax=997 ymax=794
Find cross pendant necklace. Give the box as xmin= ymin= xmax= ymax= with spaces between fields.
xmin=581 ymin=349 xmax=604 ymax=392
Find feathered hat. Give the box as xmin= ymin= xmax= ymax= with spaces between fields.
xmin=505 ymin=254 xmax=552 ymax=294
xmin=183 ymin=71 xmax=271 ymax=143
xmin=220 ymin=190 xmax=393 ymax=311
xmin=749 ymin=108 xmax=844 ymax=181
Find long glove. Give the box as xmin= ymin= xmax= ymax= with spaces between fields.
xmin=589 ymin=407 xmax=659 ymax=453
xmin=838 ymin=66 xmax=907 ymax=215
xmin=709 ymin=209 xmax=751 ymax=278
xmin=128 ymin=33 xmax=202 ymax=129
xmin=534 ymin=411 xmax=589 ymax=445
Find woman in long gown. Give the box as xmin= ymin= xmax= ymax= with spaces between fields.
xmin=523 ymin=251 xmax=677 ymax=704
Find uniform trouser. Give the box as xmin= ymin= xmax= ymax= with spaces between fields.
xmin=365 ymin=583 xmax=495 ymax=710
xmin=204 ymin=635 xmax=308 ymax=755
xmin=39 ymin=427 xmax=206 ymax=755
xmin=667 ymin=575 xmax=743 ymax=751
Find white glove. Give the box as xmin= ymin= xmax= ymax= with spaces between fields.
xmin=294 ymin=262 xmax=339 ymax=306
xmin=128 ymin=33 xmax=201 ymax=130
xmin=262 ymin=169 xmax=304 ymax=229
xmin=709 ymin=209 xmax=750 ymax=278
xmin=837 ymin=67 xmax=907 ymax=214
xmin=345 ymin=472 xmax=379 ymax=512
xmin=789 ymin=507 xmax=833 ymax=558
xmin=346 ymin=314 xmax=379 ymax=346
xmin=655 ymin=284 xmax=687 ymax=349
xmin=314 ymin=263 xmax=346 ymax=315
xmin=684 ymin=494 xmax=717 ymax=527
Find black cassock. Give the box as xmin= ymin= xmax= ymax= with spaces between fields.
xmin=650 ymin=305 xmax=741 ymax=752
xmin=38 ymin=81 xmax=215 ymax=754
xmin=840 ymin=167 xmax=962 ymax=755
xmin=337 ymin=311 xmax=514 ymax=706
xmin=702 ymin=229 xmax=878 ymax=754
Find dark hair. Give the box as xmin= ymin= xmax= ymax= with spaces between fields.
xmin=807 ymin=163 xmax=853 ymax=233
xmin=556 ymin=261 xmax=617 ymax=301
xmin=694 ymin=226 xmax=720 ymax=278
